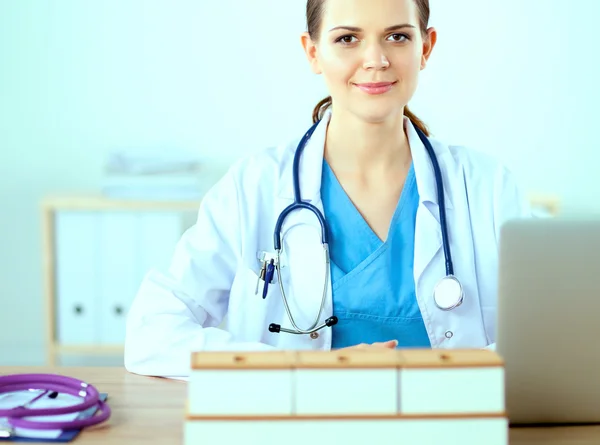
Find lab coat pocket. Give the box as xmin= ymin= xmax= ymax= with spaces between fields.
xmin=481 ymin=306 xmax=497 ymax=345
xmin=237 ymin=259 xmax=284 ymax=309
xmin=228 ymin=265 xmax=281 ymax=336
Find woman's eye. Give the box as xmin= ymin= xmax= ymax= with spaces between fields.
xmin=337 ymin=35 xmax=358 ymax=44
xmin=388 ymin=33 xmax=409 ymax=42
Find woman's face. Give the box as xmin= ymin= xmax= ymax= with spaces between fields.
xmin=302 ymin=0 xmax=436 ymax=124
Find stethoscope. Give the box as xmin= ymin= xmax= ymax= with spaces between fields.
xmin=265 ymin=120 xmax=464 ymax=338
xmin=0 ymin=373 xmax=110 ymax=438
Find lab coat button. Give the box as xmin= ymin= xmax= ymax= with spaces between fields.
xmin=445 ymin=331 xmax=454 ymax=339
xmin=310 ymin=332 xmax=319 ymax=340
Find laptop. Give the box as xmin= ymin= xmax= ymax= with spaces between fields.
xmin=496 ymin=217 xmax=600 ymax=425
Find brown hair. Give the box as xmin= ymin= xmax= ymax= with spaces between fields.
xmin=306 ymin=0 xmax=430 ymax=136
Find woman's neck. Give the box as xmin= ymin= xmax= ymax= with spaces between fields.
xmin=324 ymin=108 xmax=412 ymax=179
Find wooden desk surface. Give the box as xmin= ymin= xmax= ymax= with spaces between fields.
xmin=2 ymin=366 xmax=600 ymax=444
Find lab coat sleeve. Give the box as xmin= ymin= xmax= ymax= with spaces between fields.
xmin=485 ymin=164 xmax=532 ymax=351
xmin=493 ymin=165 xmax=532 ymax=244
xmin=124 ymin=165 xmax=274 ymax=379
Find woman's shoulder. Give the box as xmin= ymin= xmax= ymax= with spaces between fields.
xmin=428 ymin=135 xmax=517 ymax=185
xmin=431 ymin=136 xmax=506 ymax=173
xmin=221 ymin=134 xmax=301 ymax=188
xmin=429 ymin=136 xmax=531 ymax=217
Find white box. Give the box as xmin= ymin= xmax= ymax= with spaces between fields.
xmin=184 ymin=349 xmax=508 ymax=445
xmin=184 ymin=417 xmax=508 ymax=445
xmin=294 ymin=350 xmax=398 ymax=415
xmin=188 ymin=352 xmax=296 ymax=417
xmin=398 ymin=350 xmax=505 ymax=415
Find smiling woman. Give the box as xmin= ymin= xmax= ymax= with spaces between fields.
xmin=305 ymin=0 xmax=432 ymax=136
xmin=124 ymin=0 xmax=531 ymax=379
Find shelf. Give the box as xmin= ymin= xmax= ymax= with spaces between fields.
xmin=54 ymin=344 xmax=125 ymax=355
xmin=42 ymin=194 xmax=201 ymax=211
xmin=42 ymin=195 xmax=197 ymax=365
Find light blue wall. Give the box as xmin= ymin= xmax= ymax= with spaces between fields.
xmin=1 ymin=0 xmax=598 ymax=364
xmin=418 ymin=0 xmax=600 ymax=215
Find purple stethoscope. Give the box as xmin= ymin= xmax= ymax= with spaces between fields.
xmin=0 ymin=373 xmax=110 ymax=438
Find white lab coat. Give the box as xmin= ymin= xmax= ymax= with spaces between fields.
xmin=124 ymin=111 xmax=531 ymax=378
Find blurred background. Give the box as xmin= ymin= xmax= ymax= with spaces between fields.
xmin=0 ymin=0 xmax=597 ymax=367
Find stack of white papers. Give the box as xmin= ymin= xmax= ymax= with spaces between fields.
xmin=101 ymin=149 xmax=227 ymax=201
xmin=104 ymin=148 xmax=202 ymax=176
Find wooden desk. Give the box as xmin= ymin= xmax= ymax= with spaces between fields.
xmin=2 ymin=367 xmax=600 ymax=444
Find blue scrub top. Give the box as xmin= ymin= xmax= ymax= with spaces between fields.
xmin=320 ymin=160 xmax=431 ymax=349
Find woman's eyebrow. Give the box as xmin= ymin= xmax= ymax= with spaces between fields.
xmin=328 ymin=23 xmax=417 ymax=33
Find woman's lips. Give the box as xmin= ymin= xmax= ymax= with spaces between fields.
xmin=354 ymin=82 xmax=397 ymax=95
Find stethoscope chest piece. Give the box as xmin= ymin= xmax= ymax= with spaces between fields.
xmin=433 ymin=275 xmax=464 ymax=311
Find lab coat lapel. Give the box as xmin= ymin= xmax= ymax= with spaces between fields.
xmin=274 ymin=114 xmax=333 ymax=345
xmin=408 ymin=119 xmax=454 ymax=287
xmin=277 ymin=114 xmax=330 ymax=202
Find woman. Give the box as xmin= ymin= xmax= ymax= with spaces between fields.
xmin=124 ymin=0 xmax=530 ymax=378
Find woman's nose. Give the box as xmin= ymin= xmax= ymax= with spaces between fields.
xmin=362 ymin=44 xmax=390 ymax=70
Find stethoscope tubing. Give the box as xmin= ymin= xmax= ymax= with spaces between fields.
xmin=274 ymin=122 xmax=328 ymax=251
xmin=413 ymin=127 xmax=455 ymax=276
xmin=268 ymin=118 xmax=460 ymax=334
xmin=0 ymin=373 xmax=110 ymax=431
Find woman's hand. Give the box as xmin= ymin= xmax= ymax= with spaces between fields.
xmin=340 ymin=340 xmax=398 ymax=350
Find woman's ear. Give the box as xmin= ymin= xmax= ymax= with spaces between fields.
xmin=301 ymin=32 xmax=322 ymax=74
xmin=421 ymin=27 xmax=438 ymax=70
